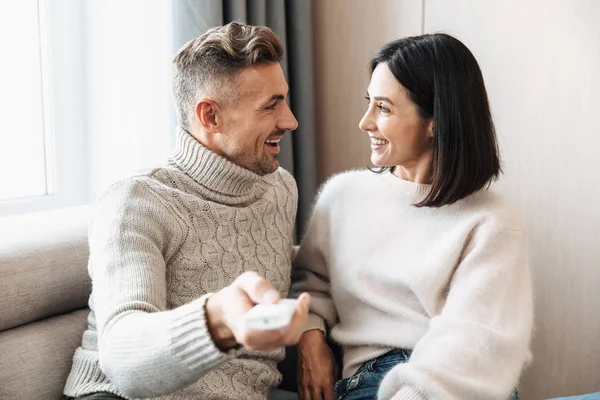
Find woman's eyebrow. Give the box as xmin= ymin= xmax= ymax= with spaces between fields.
xmin=372 ymin=96 xmax=395 ymax=106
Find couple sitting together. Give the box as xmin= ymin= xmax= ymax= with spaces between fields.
xmin=62 ymin=21 xmax=535 ymax=400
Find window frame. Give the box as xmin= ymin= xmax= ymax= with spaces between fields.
xmin=0 ymin=0 xmax=89 ymax=217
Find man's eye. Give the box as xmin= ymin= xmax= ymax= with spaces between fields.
xmin=265 ymin=103 xmax=277 ymax=110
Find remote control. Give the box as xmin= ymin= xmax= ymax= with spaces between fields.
xmin=243 ymin=299 xmax=298 ymax=331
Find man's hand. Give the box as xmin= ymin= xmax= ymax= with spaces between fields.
xmin=205 ymin=271 xmax=310 ymax=351
xmin=297 ymin=330 xmax=338 ymax=400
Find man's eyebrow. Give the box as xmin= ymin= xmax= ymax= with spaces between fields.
xmin=261 ymin=90 xmax=290 ymax=107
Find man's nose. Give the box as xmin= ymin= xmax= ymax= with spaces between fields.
xmin=280 ymin=103 xmax=299 ymax=132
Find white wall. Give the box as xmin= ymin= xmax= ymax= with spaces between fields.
xmin=314 ymin=1 xmax=600 ymax=398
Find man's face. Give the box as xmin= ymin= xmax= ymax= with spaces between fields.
xmin=217 ymin=63 xmax=298 ymax=175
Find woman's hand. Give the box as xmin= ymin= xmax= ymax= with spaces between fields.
xmin=297 ymin=329 xmax=338 ymax=400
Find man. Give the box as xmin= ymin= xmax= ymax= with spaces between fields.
xmin=63 ymin=22 xmax=310 ymax=400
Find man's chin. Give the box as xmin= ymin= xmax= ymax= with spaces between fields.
xmin=261 ymin=164 xmax=279 ymax=175
xmin=252 ymin=159 xmax=279 ymax=176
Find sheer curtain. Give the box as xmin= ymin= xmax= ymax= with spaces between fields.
xmin=83 ymin=1 xmax=176 ymax=199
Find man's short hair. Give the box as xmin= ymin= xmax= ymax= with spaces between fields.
xmin=172 ymin=21 xmax=284 ymax=130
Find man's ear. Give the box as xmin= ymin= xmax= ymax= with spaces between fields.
xmin=195 ymin=98 xmax=223 ymax=133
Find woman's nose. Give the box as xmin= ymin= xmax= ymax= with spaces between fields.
xmin=359 ymin=109 xmax=376 ymax=132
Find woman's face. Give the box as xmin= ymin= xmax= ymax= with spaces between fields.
xmin=359 ymin=63 xmax=433 ymax=175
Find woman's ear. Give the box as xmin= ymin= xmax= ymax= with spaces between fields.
xmin=426 ymin=118 xmax=434 ymax=138
xmin=195 ymin=98 xmax=222 ymax=133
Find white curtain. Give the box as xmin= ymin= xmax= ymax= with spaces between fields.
xmin=82 ymin=0 xmax=177 ymax=199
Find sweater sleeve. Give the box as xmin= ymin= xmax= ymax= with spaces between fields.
xmin=290 ymin=186 xmax=338 ymax=334
xmin=90 ymin=179 xmax=232 ymax=398
xmin=378 ymin=224 xmax=533 ymax=400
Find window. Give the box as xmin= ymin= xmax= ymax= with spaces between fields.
xmin=0 ymin=0 xmax=174 ymax=217
xmin=0 ymin=0 xmax=88 ymax=217
xmin=0 ymin=0 xmax=52 ymax=202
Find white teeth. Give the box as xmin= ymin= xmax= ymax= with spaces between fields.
xmin=370 ymin=138 xmax=389 ymax=146
xmin=265 ymin=139 xmax=281 ymax=144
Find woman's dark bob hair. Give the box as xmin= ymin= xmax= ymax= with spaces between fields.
xmin=370 ymin=33 xmax=501 ymax=207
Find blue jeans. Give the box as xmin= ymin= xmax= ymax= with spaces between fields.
xmin=63 ymin=394 xmax=124 ymax=400
xmin=334 ymin=348 xmax=519 ymax=400
xmin=553 ymin=394 xmax=600 ymax=400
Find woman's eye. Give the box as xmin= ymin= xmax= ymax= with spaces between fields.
xmin=365 ymin=96 xmax=390 ymax=113
xmin=377 ymin=103 xmax=391 ymax=113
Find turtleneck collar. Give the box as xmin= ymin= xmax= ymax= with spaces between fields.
xmin=169 ymin=129 xmax=266 ymax=202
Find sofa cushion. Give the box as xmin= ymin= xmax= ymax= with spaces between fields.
xmin=0 ymin=206 xmax=92 ymax=331
xmin=0 ymin=308 xmax=89 ymax=400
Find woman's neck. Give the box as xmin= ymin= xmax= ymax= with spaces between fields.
xmin=393 ymin=157 xmax=432 ymax=184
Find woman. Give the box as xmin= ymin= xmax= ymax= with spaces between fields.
xmin=292 ymin=33 xmax=533 ymax=400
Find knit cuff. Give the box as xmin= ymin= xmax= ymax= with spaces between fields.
xmin=304 ymin=313 xmax=327 ymax=334
xmin=389 ymin=386 xmax=427 ymax=400
xmin=168 ymin=294 xmax=236 ymax=373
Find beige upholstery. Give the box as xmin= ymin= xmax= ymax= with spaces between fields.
xmin=0 ymin=309 xmax=89 ymax=399
xmin=0 ymin=206 xmax=92 ymax=400
xmin=0 ymin=206 xmax=91 ymax=331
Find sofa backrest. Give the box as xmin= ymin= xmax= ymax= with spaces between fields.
xmin=0 ymin=205 xmax=92 ymax=331
xmin=0 ymin=206 xmax=93 ymax=400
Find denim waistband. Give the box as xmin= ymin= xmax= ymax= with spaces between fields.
xmin=355 ymin=348 xmax=413 ymax=374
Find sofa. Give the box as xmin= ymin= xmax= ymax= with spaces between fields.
xmin=0 ymin=206 xmax=298 ymax=400
xmin=0 ymin=206 xmax=92 ymax=400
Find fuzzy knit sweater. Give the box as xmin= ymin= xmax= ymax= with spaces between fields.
xmin=63 ymin=129 xmax=298 ymax=400
xmin=291 ymin=170 xmax=533 ymax=400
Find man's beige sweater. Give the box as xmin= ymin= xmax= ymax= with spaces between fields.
xmin=64 ymin=129 xmax=298 ymax=400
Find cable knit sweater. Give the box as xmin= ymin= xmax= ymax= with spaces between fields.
xmin=291 ymin=170 xmax=533 ymax=400
xmin=63 ymin=129 xmax=298 ymax=400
